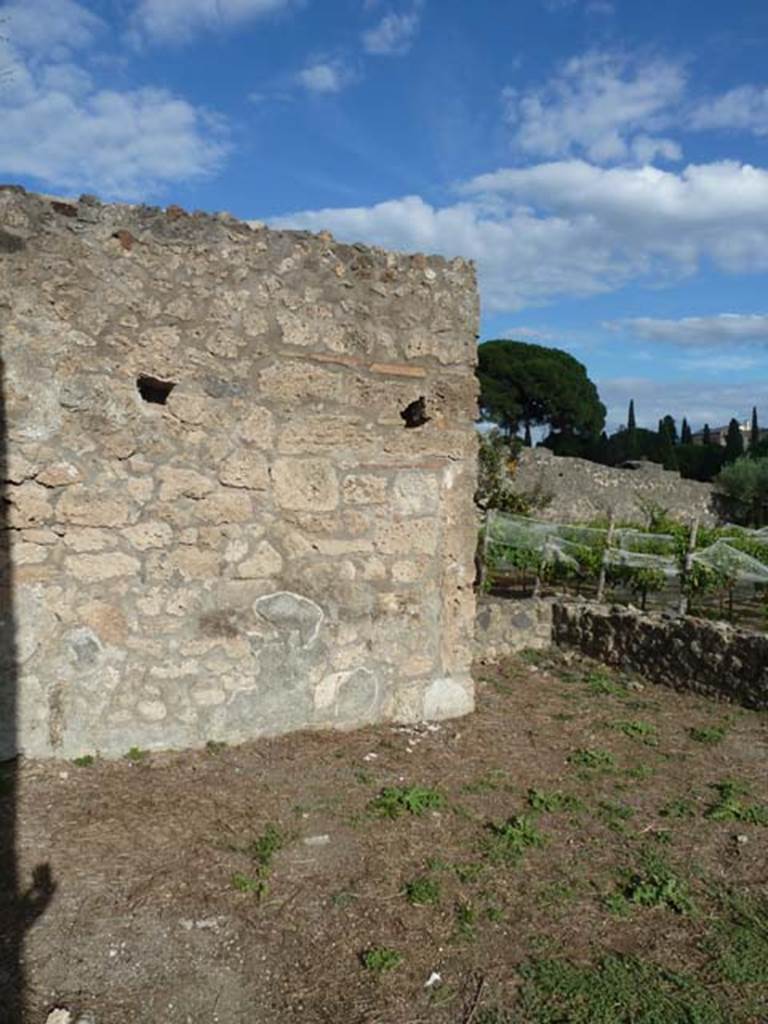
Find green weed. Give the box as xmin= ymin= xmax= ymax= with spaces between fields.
xmin=514 ymin=954 xmax=727 ymax=1023
xmin=659 ymin=797 xmax=696 ymax=819
xmin=125 ymin=746 xmax=148 ymax=762
xmin=705 ymin=780 xmax=768 ymax=825
xmin=231 ymin=872 xmax=266 ymax=896
xmin=689 ymin=725 xmax=727 ymax=744
xmin=454 ymin=899 xmax=477 ymax=939
xmin=361 ymin=946 xmax=402 ymax=973
xmin=404 ymin=876 xmax=441 ymax=906
xmin=709 ymin=890 xmax=768 ymax=987
xmin=598 ymin=799 xmax=635 ymax=833
xmin=369 ymin=785 xmax=443 ymax=819
xmin=614 ymin=720 xmax=658 ymax=745
xmin=584 ymin=671 xmax=626 ymax=697
xmin=527 ymin=788 xmax=583 ymax=813
xmin=205 ymin=739 xmax=227 ymax=754
xmin=454 ymin=862 xmax=485 ymax=884
xmin=73 ymin=754 xmax=95 ymax=767
xmin=614 ymin=852 xmax=694 ymax=915
xmin=481 ymin=815 xmax=546 ymax=864
xmin=568 ymin=748 xmax=616 ymax=772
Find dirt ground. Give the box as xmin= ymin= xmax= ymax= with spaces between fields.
xmin=3 ymin=648 xmax=768 ymax=1024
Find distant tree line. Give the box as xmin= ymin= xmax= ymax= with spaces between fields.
xmin=477 ymin=339 xmax=767 ymax=487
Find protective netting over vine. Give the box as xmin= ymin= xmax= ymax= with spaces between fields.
xmin=484 ymin=511 xmax=768 ymax=585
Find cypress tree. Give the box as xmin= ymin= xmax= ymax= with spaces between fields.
xmin=662 ymin=414 xmax=678 ymax=445
xmin=523 ymin=422 xmax=532 ymax=447
xmin=702 ymin=423 xmax=711 ymax=445
xmin=681 ymin=417 xmax=692 ymax=445
xmin=657 ymin=418 xmax=664 ymax=437
xmin=628 ymin=400 xmax=636 ymax=431
xmin=725 ymin=418 xmax=744 ymax=462
xmin=750 ymin=406 xmax=759 ymax=451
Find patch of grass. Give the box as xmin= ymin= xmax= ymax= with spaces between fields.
xmin=527 ymin=788 xmax=583 ymax=814
xmin=659 ymin=797 xmax=696 ymax=819
xmin=205 ymin=739 xmax=227 ymax=754
xmin=689 ymin=725 xmax=727 ymax=744
xmin=568 ymin=748 xmax=616 ymax=772
xmin=480 ymin=815 xmax=546 ymax=865
xmin=462 ymin=769 xmax=508 ymax=795
xmin=613 ymin=720 xmax=658 ymax=745
xmin=230 ymin=824 xmax=285 ymax=898
xmin=361 ymin=946 xmax=402 ymax=973
xmin=404 ymin=876 xmax=441 ymax=906
xmin=425 ymin=856 xmax=449 ymax=872
xmin=625 ymin=763 xmax=656 ymax=781
xmin=708 ymin=890 xmax=768 ymax=987
xmin=369 ymin=785 xmax=444 ymax=819
xmin=705 ymin=780 xmax=768 ymax=825
xmin=231 ymin=872 xmax=266 ymax=896
xmin=537 ymin=880 xmax=578 ymax=909
xmin=584 ymin=671 xmax=626 ymax=697
xmin=519 ymin=648 xmax=546 ymax=666
xmin=125 ymin=746 xmax=148 ymax=762
xmin=246 ymin=823 xmax=284 ymax=870
xmin=353 ymin=768 xmax=373 ymax=784
xmin=514 ymin=954 xmax=728 ymax=1023
xmin=598 ymin=799 xmax=635 ymax=832
xmin=475 ymin=1008 xmax=513 ymax=1024
xmin=454 ymin=862 xmax=485 ymax=884
xmin=73 ymin=754 xmax=95 ymax=767
xmin=454 ymin=899 xmax=477 ymax=939
xmin=330 ymin=889 xmax=358 ymax=908
xmin=612 ymin=852 xmax=694 ymax=915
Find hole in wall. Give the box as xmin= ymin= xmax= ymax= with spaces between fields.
xmin=400 ymin=396 xmax=431 ymax=429
xmin=136 ymin=375 xmax=176 ymax=405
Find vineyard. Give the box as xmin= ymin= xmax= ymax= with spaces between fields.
xmin=482 ymin=510 xmax=768 ymax=630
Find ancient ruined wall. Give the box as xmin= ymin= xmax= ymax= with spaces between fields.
xmin=552 ymin=601 xmax=768 ymax=709
xmin=515 ymin=448 xmax=717 ymax=525
xmin=0 ymin=187 xmax=479 ymax=759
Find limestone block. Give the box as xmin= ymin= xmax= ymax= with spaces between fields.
xmin=166 ymin=392 xmax=217 ymax=426
xmin=392 ymin=471 xmax=439 ymax=515
xmin=271 ymin=458 xmax=339 ymax=512
xmin=278 ymin=416 xmax=365 ymax=454
xmin=123 ymin=520 xmax=173 ymax=550
xmin=57 ymin=487 xmax=137 ymax=527
xmin=194 ymin=490 xmax=253 ymax=524
xmin=6 ymin=481 xmax=53 ymax=527
xmin=62 ymin=528 xmax=111 ymax=552
xmin=391 ymin=558 xmax=430 ymax=583
xmin=238 ymin=406 xmax=275 ymax=447
xmin=374 ymin=517 xmax=439 ymax=555
xmin=342 ymin=474 xmax=388 ymax=505
xmin=236 ymin=541 xmax=283 ymax=578
xmin=66 ymin=552 xmax=141 ymax=582
xmin=422 ymin=676 xmax=474 ymax=719
xmin=166 ymin=548 xmax=221 ymax=579
xmin=218 ymin=450 xmax=269 ymax=490
xmin=157 ymin=467 xmax=215 ymax=501
xmin=77 ymin=600 xmax=128 ymax=645
xmin=36 ymin=462 xmax=82 ymax=487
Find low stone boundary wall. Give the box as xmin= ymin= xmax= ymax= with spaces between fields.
xmin=474 ymin=595 xmax=768 ymax=710
xmin=474 ymin=596 xmax=554 ymax=660
xmin=553 ymin=602 xmax=768 ymax=710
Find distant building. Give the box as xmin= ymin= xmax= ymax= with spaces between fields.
xmin=691 ymin=420 xmax=768 ymax=446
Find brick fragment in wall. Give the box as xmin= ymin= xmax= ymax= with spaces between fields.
xmin=0 ymin=187 xmax=479 ymax=758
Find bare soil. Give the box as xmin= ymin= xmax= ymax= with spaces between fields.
xmin=3 ymin=649 xmax=768 ymax=1023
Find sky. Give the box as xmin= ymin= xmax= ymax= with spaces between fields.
xmin=2 ymin=0 xmax=768 ymax=433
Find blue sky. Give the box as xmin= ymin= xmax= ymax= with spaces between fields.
xmin=3 ymin=0 xmax=768 ymax=433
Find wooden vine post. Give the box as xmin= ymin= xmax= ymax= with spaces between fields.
xmin=595 ymin=510 xmax=616 ymax=603
xmin=678 ymin=516 xmax=700 ymax=616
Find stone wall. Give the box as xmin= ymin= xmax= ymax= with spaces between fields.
xmin=0 ymin=187 xmax=479 ymax=758
xmin=514 ymin=448 xmax=717 ymax=525
xmin=474 ymin=596 xmax=553 ymax=660
xmin=553 ymin=602 xmax=768 ymax=709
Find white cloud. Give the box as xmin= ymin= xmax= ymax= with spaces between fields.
xmin=0 ymin=27 xmax=228 ymax=199
xmin=690 ymin=86 xmax=768 ymax=136
xmin=597 ymin=375 xmax=768 ymax=432
xmin=610 ymin=313 xmax=768 ymax=347
xmin=503 ymin=52 xmax=685 ymax=163
xmin=362 ymin=2 xmax=423 ymax=56
xmin=2 ymin=0 xmax=103 ymax=56
xmin=274 ymin=159 xmax=768 ymax=313
xmin=296 ymin=62 xmax=346 ymax=94
xmin=133 ymin=0 xmax=294 ymax=44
